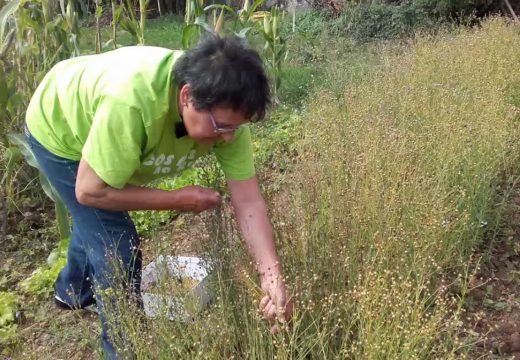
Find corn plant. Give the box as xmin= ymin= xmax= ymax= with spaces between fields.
xmin=110 ymin=0 xmax=118 ymax=49
xmin=7 ymin=133 xmax=71 ymax=247
xmin=0 ymin=0 xmax=79 ymax=292
xmin=117 ymin=0 xmax=149 ymax=45
xmin=258 ymin=6 xmax=286 ymax=102
xmin=94 ymin=0 xmax=102 ymax=52
xmin=0 ymin=0 xmax=80 ymax=209
xmin=181 ymin=0 xmax=287 ymax=101
xmin=182 ymin=0 xmax=207 ymax=49
xmin=204 ymin=0 xmax=267 ymax=37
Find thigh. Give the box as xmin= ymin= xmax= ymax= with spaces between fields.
xmin=26 ymin=131 xmax=140 ymax=273
xmin=26 ymin=130 xmax=84 ymax=217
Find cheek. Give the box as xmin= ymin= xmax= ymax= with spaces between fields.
xmin=185 ymin=113 xmax=214 ymax=139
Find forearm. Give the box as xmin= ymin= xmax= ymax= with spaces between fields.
xmin=76 ymin=159 xmax=220 ymax=212
xmin=233 ymin=198 xmax=281 ymax=278
xmin=77 ymin=184 xmax=184 ymax=211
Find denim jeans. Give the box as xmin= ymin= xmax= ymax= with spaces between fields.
xmin=26 ymin=129 xmax=142 ymax=359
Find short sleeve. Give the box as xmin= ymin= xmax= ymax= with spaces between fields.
xmin=213 ymin=126 xmax=255 ymax=181
xmin=82 ymin=97 xmax=145 ymax=189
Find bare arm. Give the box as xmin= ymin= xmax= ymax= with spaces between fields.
xmin=227 ymin=176 xmax=280 ymax=276
xmin=75 ymin=159 xmax=220 ymax=212
xmin=228 ymin=176 xmax=292 ymax=329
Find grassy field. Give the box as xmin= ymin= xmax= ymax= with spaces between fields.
xmin=80 ymin=15 xmax=185 ymax=52
xmin=95 ymin=17 xmax=520 ymax=359
xmin=3 ymin=12 xmax=520 ymax=360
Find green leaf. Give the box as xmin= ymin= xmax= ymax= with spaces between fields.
xmin=235 ymin=27 xmax=251 ymax=38
xmin=194 ymin=16 xmax=214 ymax=34
xmin=0 ymin=0 xmax=19 ymax=42
xmin=1 ymin=146 xmax=22 ymax=184
xmin=0 ymin=292 xmax=18 ymax=327
xmin=7 ymin=133 xmax=39 ymax=169
xmin=203 ymin=4 xmax=235 ymax=15
xmin=54 ymin=199 xmax=71 ymax=244
xmin=47 ymin=236 xmax=70 ymax=265
xmin=0 ymin=63 xmax=8 ymax=109
xmin=0 ymin=323 xmax=18 ymax=345
xmin=20 ymin=257 xmax=67 ymax=295
xmin=119 ymin=17 xmax=139 ymax=39
xmin=59 ymin=0 xmax=66 ymax=16
xmin=7 ymin=133 xmax=71 ymax=240
xmin=248 ymin=0 xmax=265 ymax=16
xmin=102 ymin=38 xmax=115 ymax=50
xmin=182 ymin=23 xmax=200 ymax=50
xmin=113 ymin=5 xmax=124 ymax=22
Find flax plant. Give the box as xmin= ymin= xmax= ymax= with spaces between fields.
xmin=284 ymin=18 xmax=520 ymax=358
xmin=98 ymin=18 xmax=520 ymax=359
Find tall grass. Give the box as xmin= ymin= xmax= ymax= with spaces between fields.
xmin=281 ymin=18 xmax=520 ymax=357
xmin=105 ymin=18 xmax=520 ymax=358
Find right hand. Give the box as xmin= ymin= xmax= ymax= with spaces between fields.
xmin=173 ymin=185 xmax=221 ymax=213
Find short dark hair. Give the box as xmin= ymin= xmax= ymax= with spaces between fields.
xmin=173 ymin=35 xmax=270 ymax=122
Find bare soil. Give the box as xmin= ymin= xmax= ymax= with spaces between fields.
xmin=464 ymin=192 xmax=520 ymax=359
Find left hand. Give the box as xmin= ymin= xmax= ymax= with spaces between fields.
xmin=259 ymin=270 xmax=293 ymax=335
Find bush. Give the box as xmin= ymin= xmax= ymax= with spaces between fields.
xmin=0 ymin=292 xmax=19 ymax=346
xmin=333 ymin=2 xmax=437 ymax=40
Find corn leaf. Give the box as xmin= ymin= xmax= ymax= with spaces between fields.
xmin=0 ymin=0 xmax=19 ymax=42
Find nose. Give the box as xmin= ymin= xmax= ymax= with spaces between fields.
xmin=220 ymin=132 xmax=235 ymax=142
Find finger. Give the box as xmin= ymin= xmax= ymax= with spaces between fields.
xmin=259 ymin=295 xmax=270 ymax=311
xmin=262 ymin=300 xmax=274 ymax=319
xmin=266 ymin=303 xmax=277 ymax=322
xmin=270 ymin=324 xmax=278 ymax=335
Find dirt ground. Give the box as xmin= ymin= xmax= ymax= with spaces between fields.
xmin=463 ymin=191 xmax=520 ymax=359
xmin=1 ymin=205 xmax=215 ymax=359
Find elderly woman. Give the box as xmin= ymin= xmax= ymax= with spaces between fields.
xmin=25 ymin=35 xmax=291 ymax=359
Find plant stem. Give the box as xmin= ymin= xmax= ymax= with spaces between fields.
xmin=111 ymin=0 xmax=117 ymax=49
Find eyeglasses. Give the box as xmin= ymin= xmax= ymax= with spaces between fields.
xmin=208 ymin=111 xmax=243 ymax=134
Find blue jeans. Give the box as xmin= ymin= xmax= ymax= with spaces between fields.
xmin=26 ymin=129 xmax=142 ymax=359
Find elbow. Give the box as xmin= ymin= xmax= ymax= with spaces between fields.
xmin=75 ymin=185 xmax=106 ymax=207
xmin=75 ymin=188 xmax=95 ymax=206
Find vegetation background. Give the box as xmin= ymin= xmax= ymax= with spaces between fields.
xmin=1 ymin=0 xmax=520 ymax=358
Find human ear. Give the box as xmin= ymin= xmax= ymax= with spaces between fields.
xmin=180 ymin=84 xmax=191 ymax=108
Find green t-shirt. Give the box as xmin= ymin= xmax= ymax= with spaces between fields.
xmin=26 ymin=46 xmax=255 ymax=189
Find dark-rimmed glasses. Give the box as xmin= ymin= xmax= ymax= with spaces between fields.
xmin=208 ymin=111 xmax=244 ymax=134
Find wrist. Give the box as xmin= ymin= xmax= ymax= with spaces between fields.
xmin=258 ymin=257 xmax=283 ymax=282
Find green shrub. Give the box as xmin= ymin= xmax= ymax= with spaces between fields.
xmin=334 ymin=2 xmax=437 ymax=40
xmin=130 ymin=168 xmax=206 ymax=235
xmin=0 ymin=292 xmax=19 ymax=346
xmin=278 ymin=65 xmax=316 ymax=106
xmin=19 ymin=258 xmax=67 ymax=296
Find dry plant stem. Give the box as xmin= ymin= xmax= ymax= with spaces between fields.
xmin=111 ymin=0 xmax=117 ymax=49
xmin=503 ymin=0 xmax=519 ymax=22
xmin=0 ymin=29 xmax=15 ymax=60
